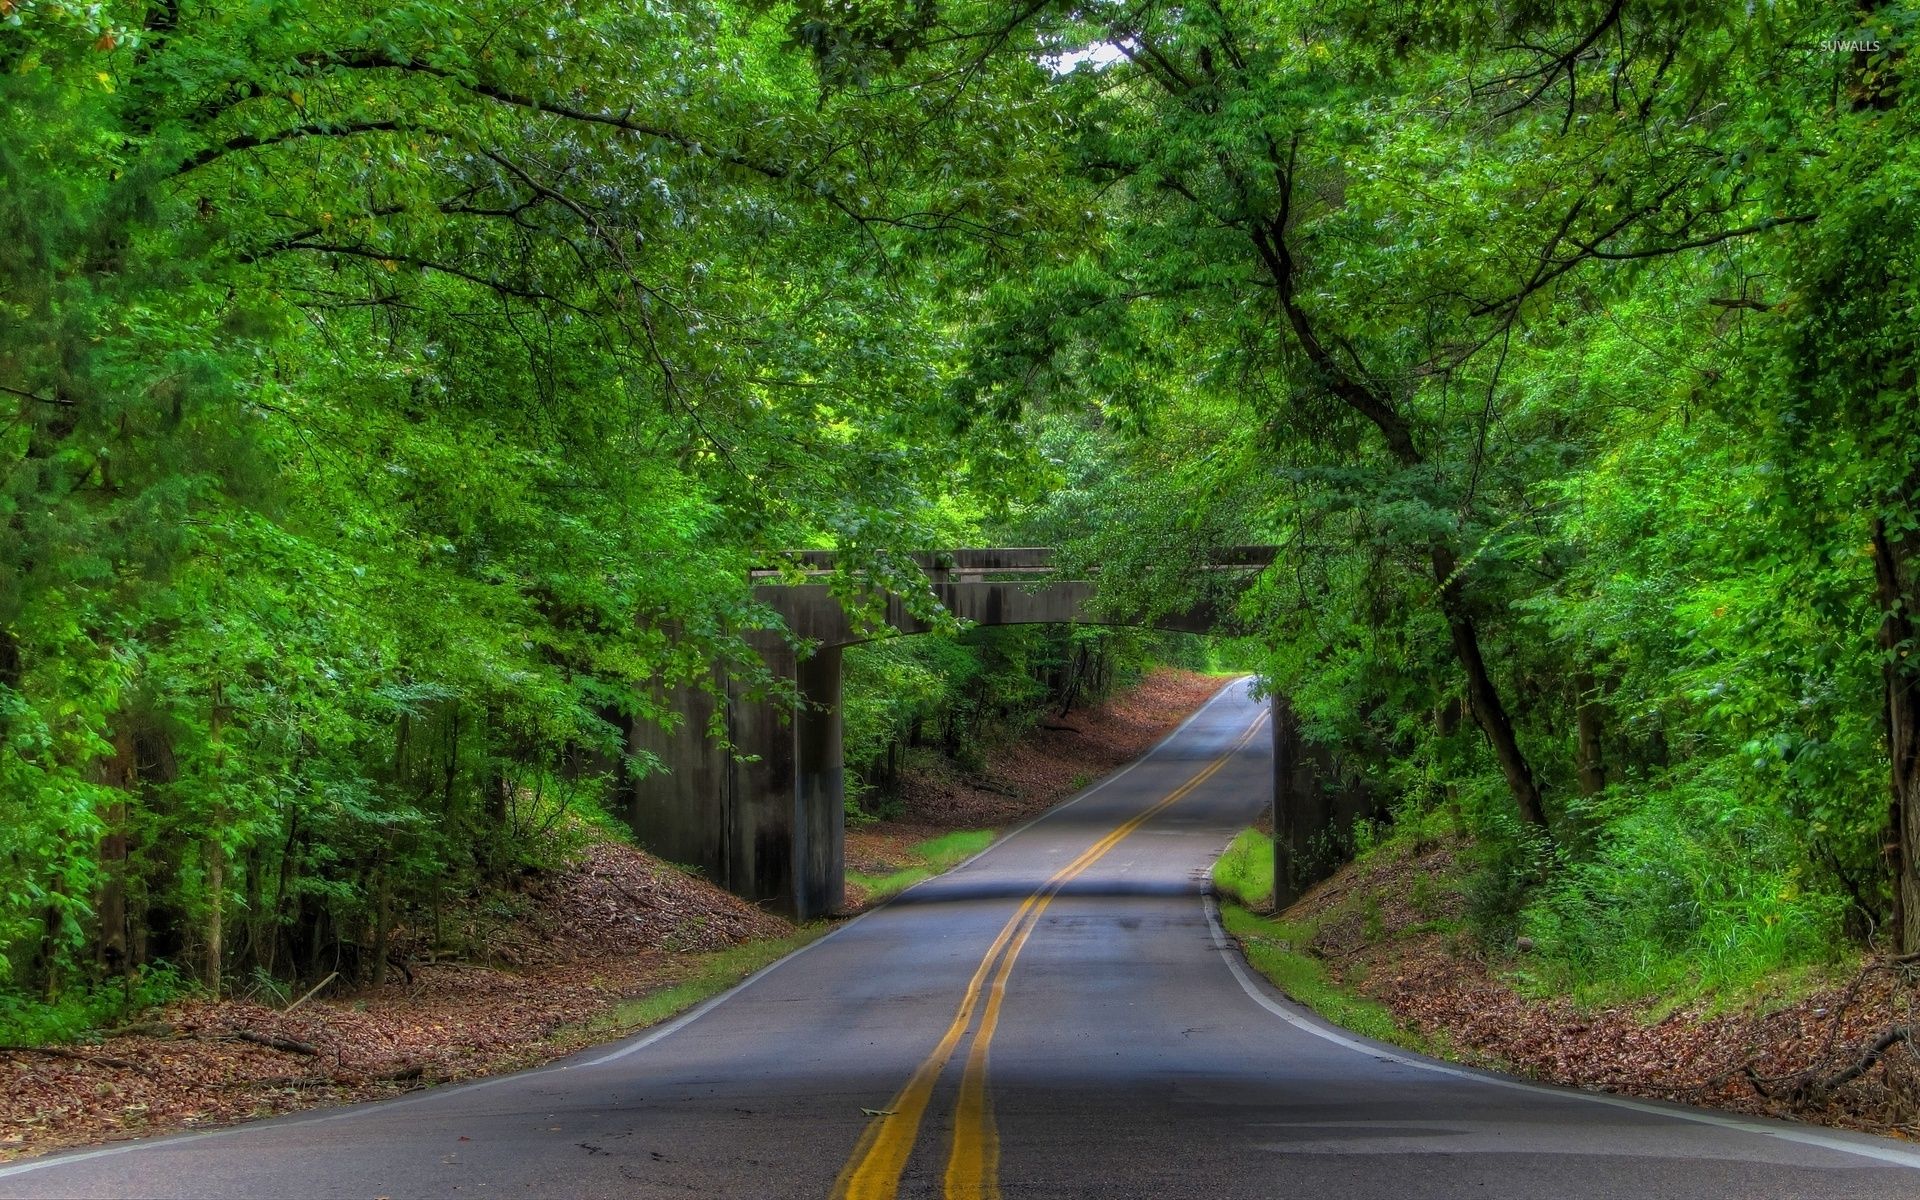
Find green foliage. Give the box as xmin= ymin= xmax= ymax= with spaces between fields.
xmin=1518 ymin=766 xmax=1850 ymax=1003
xmin=0 ymin=966 xmax=185 ymax=1047
xmin=1461 ymin=813 xmax=1556 ymax=952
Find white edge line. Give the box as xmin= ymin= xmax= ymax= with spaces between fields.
xmin=1201 ymin=893 xmax=1920 ymax=1171
xmin=0 ymin=676 xmax=1257 ymax=1182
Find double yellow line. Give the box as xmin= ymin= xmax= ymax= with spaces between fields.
xmin=831 ymin=712 xmax=1269 ymax=1200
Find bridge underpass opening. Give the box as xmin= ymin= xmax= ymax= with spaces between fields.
xmin=623 ymin=547 xmax=1368 ymax=921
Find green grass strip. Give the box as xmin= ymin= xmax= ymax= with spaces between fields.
xmin=1212 ymin=828 xmax=1274 ymax=908
xmin=1217 ymin=902 xmax=1436 ymax=1051
xmin=578 ymin=925 xmax=829 ymax=1037
xmin=848 ymin=829 xmax=995 ymax=902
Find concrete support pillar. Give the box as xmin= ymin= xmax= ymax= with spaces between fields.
xmin=627 ymin=671 xmax=731 ymax=883
xmin=627 ymin=644 xmax=845 ymax=922
xmin=793 ymin=647 xmax=845 ymax=919
xmin=721 ymin=645 xmax=800 ymax=914
xmin=1271 ymin=694 xmax=1379 ymax=910
xmin=1271 ymin=696 xmax=1329 ymax=909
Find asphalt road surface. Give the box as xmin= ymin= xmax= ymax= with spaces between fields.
xmin=6 ymin=678 xmax=1919 ymax=1199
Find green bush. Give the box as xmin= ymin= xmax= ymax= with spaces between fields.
xmin=0 ymin=965 xmax=186 ymax=1046
xmin=1212 ymin=829 xmax=1275 ymax=909
xmin=1518 ymin=766 xmax=1847 ymax=1002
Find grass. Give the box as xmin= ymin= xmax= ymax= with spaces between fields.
xmin=1217 ymin=901 xmax=1441 ymax=1055
xmin=1211 ymin=828 xmax=1274 ymax=908
xmin=1210 ymin=825 xmax=1443 ymax=1056
xmin=572 ymin=924 xmax=831 ymax=1038
xmin=847 ymin=829 xmax=995 ymax=903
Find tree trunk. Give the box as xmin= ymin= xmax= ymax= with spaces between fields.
xmin=484 ymin=704 xmax=510 ymax=826
xmin=1430 ymin=543 xmax=1550 ymax=829
xmin=240 ymin=841 xmax=265 ymax=977
xmin=1573 ymin=669 xmax=1608 ymax=798
xmin=204 ymin=686 xmax=226 ymax=994
xmin=204 ymin=843 xmax=223 ymax=993
xmin=1871 ymin=515 xmax=1920 ymax=954
xmin=96 ymin=724 xmax=136 ymax=978
xmin=1056 ymin=643 xmax=1086 ymax=718
xmin=370 ymin=856 xmax=391 ymax=990
xmin=0 ymin=628 xmax=19 ymax=738
xmin=267 ymin=806 xmax=300 ymax=980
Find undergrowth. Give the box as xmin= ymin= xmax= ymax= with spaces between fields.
xmin=0 ymin=966 xmax=187 ymax=1046
xmin=1219 ymin=784 xmax=1857 ymax=1020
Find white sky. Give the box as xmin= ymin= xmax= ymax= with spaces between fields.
xmin=1044 ymin=42 xmax=1129 ymax=73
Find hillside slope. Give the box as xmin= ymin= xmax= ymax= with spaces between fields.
xmin=1218 ymin=830 xmax=1919 ymax=1141
xmin=0 ymin=840 xmax=797 ymax=1159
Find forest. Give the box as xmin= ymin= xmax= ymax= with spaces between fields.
xmin=1 ymin=0 xmax=1915 ymax=1041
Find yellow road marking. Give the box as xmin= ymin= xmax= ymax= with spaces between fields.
xmin=940 ymin=903 xmax=1030 ymax=1200
xmin=941 ymin=714 xmax=1267 ymax=1199
xmin=832 ymin=712 xmax=1269 ymax=1200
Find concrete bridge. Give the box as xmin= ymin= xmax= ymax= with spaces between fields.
xmin=625 ymin=547 xmax=1370 ymax=920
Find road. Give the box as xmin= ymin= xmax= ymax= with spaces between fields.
xmin=4 ymin=678 xmax=1918 ymax=1198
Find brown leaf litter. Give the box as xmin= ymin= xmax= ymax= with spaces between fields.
xmin=1279 ymin=837 xmax=1919 ymax=1142
xmin=0 ymin=842 xmax=790 ymax=1161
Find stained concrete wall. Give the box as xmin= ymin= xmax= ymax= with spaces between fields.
xmin=1270 ymin=698 xmax=1380 ymax=909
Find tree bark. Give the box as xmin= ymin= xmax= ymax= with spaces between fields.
xmin=1430 ymin=543 xmax=1551 ymax=829
xmin=1870 ymin=515 xmax=1920 ymax=954
xmin=370 ymin=856 xmax=391 ymax=990
xmin=96 ymin=724 xmax=137 ymax=977
xmin=204 ymin=686 xmax=226 ymax=994
xmin=1573 ymin=669 xmax=1608 ymax=798
xmin=204 ymin=843 xmax=223 ymax=993
xmin=0 ymin=629 xmax=19 ymax=739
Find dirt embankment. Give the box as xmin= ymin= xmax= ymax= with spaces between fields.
xmin=0 ymin=844 xmax=789 ymax=1160
xmin=844 ymin=668 xmax=1229 ymax=897
xmin=1274 ymin=837 xmax=1919 ymax=1141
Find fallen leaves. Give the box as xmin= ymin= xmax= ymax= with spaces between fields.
xmin=1284 ymin=837 xmax=1920 ymax=1143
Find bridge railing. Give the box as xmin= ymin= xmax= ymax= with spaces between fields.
xmin=748 ymin=546 xmax=1276 ymax=581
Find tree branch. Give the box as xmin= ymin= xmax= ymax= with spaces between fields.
xmin=0 ymin=383 xmax=72 ymax=407
xmin=173 ymin=120 xmax=449 ymax=175
xmin=1567 ymin=213 xmax=1815 ymax=260
xmin=295 ymin=51 xmax=791 ymax=183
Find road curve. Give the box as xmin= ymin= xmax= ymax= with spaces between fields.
xmin=4 ymin=678 xmax=1917 ymax=1199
